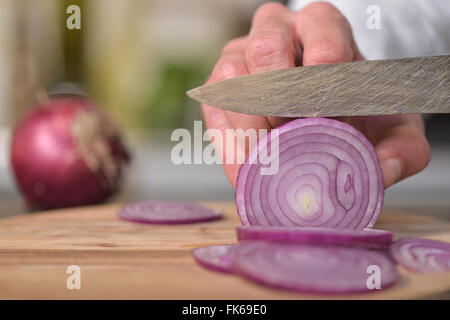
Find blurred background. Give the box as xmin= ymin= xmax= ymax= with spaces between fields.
xmin=0 ymin=0 xmax=449 ymax=218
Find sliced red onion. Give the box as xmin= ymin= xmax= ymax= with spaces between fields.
xmin=232 ymin=242 xmax=397 ymax=294
xmin=237 ymin=226 xmax=393 ymax=249
xmin=118 ymin=201 xmax=222 ymax=224
xmin=390 ymin=238 xmax=450 ymax=274
xmin=236 ymin=118 xmax=384 ymax=229
xmin=192 ymin=244 xmax=236 ymax=273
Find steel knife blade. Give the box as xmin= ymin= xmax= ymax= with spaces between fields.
xmin=187 ymin=55 xmax=450 ymax=117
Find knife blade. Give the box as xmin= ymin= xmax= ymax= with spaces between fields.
xmin=187 ymin=55 xmax=450 ymax=117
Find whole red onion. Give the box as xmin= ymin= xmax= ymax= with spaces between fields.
xmin=11 ymin=94 xmax=130 ymax=210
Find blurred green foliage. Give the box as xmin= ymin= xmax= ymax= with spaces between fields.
xmin=140 ymin=60 xmax=211 ymax=130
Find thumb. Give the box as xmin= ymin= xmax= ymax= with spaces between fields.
xmin=376 ymin=126 xmax=430 ymax=189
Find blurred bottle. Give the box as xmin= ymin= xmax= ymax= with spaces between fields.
xmin=7 ymin=0 xmax=64 ymax=123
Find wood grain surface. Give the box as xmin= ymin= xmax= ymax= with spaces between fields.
xmin=187 ymin=55 xmax=450 ymax=117
xmin=0 ymin=202 xmax=449 ymax=299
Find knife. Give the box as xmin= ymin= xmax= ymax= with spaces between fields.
xmin=187 ymin=55 xmax=450 ymax=117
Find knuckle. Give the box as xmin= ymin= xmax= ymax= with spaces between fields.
xmin=246 ymin=32 xmax=291 ymax=66
xmin=222 ymin=38 xmax=244 ymax=53
xmin=254 ymin=2 xmax=287 ymax=19
xmin=305 ymin=39 xmax=353 ymax=64
xmin=302 ymin=1 xmax=340 ymax=17
xmin=213 ymin=60 xmax=245 ymax=81
xmin=300 ymin=1 xmax=351 ymax=31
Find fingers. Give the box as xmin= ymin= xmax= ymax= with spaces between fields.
xmin=214 ymin=38 xmax=272 ymax=132
xmin=245 ymin=3 xmax=296 ymax=74
xmin=245 ymin=3 xmax=298 ymax=128
xmin=371 ymin=115 xmax=431 ymax=188
xmin=202 ymin=103 xmax=242 ymax=187
xmin=294 ymin=2 xmax=357 ymax=66
xmin=204 ymin=37 xmax=271 ymax=187
xmin=210 ymin=37 xmax=248 ymax=83
xmin=201 ymin=89 xmax=231 ymax=168
xmin=202 ymin=38 xmax=248 ymax=133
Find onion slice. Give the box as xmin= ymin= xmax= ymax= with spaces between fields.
xmin=232 ymin=242 xmax=398 ymax=294
xmin=118 ymin=201 xmax=222 ymax=224
xmin=192 ymin=244 xmax=236 ymax=273
xmin=390 ymin=238 xmax=450 ymax=274
xmin=237 ymin=226 xmax=393 ymax=249
xmin=236 ymin=118 xmax=384 ymax=229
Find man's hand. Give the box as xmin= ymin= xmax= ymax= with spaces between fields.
xmin=202 ymin=2 xmax=430 ymax=189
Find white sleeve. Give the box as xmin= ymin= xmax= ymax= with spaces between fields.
xmin=287 ymin=0 xmax=450 ymax=60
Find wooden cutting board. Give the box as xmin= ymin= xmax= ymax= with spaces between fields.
xmin=0 ymin=202 xmax=449 ymax=299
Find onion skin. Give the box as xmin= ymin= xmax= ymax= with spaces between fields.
xmin=236 ymin=118 xmax=384 ymax=229
xmin=11 ymin=94 xmax=129 ymax=210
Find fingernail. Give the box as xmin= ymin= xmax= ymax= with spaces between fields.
xmin=381 ymin=158 xmax=402 ymax=188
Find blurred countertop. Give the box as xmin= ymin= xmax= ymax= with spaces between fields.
xmin=0 ymin=129 xmax=449 ymax=221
